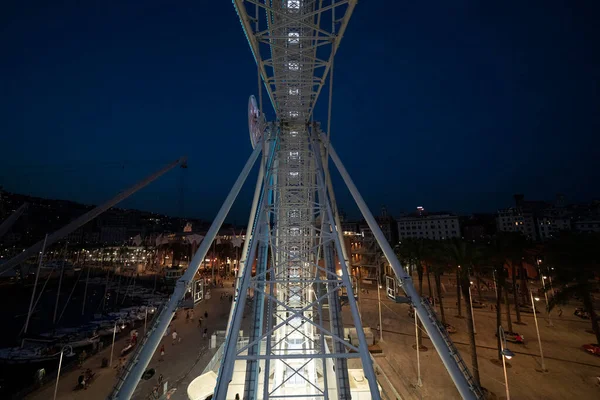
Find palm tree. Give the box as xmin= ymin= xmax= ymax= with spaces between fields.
xmin=427 ymin=241 xmax=450 ymax=325
xmin=396 ymin=238 xmax=428 ymax=347
xmin=444 ymin=238 xmax=481 ymax=387
xmin=546 ymin=232 xmax=600 ymax=344
xmin=486 ymin=234 xmax=513 ymax=360
xmin=504 ymin=232 xmax=529 ymax=324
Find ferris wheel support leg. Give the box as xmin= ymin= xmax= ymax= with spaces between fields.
xmin=114 ymin=145 xmax=262 ymax=400
xmin=214 ymin=194 xmax=268 ymax=399
xmin=325 ymin=142 xmax=478 ymax=400
xmin=311 ymin=136 xmax=381 ymax=400
xmin=226 ymin=160 xmax=265 ymax=333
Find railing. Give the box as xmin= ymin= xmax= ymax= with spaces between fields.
xmin=106 ymin=303 xmax=167 ymax=399
xmin=420 ymin=299 xmax=485 ymax=399
xmin=202 ymin=334 xmax=249 ymax=375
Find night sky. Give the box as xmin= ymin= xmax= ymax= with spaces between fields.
xmin=1 ymin=1 xmax=599 ymax=224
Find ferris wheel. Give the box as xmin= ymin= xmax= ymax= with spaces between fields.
xmin=116 ymin=2 xmax=483 ymax=399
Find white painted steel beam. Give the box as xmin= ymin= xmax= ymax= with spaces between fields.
xmin=113 ymin=146 xmax=262 ymax=399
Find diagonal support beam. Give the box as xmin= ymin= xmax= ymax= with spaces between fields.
xmin=325 ymin=139 xmax=481 ymax=400
xmin=114 ymin=146 xmax=262 ymax=399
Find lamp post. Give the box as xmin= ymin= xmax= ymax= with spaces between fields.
xmin=498 ymin=326 xmax=515 ymax=400
xmin=537 ymin=259 xmax=553 ymax=327
xmin=145 ymin=306 xmax=156 ymax=335
xmin=530 ymin=291 xmax=548 ymax=372
xmin=110 ymin=320 xmax=126 ymax=368
xmin=492 ymin=269 xmax=498 ymax=300
xmin=468 ymin=281 xmax=476 ymax=334
xmin=53 ymin=345 xmax=74 ymax=400
xmin=377 ymin=263 xmax=383 ymax=342
xmin=414 ymin=309 xmax=422 ymax=387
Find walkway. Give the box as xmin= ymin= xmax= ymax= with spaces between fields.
xmin=26 ymin=281 xmax=239 ymax=400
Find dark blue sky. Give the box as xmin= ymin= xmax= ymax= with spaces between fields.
xmin=1 ymin=1 xmax=598 ymax=223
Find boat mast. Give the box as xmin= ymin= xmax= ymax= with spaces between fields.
xmin=81 ymin=251 xmax=90 ymax=315
xmin=102 ymin=247 xmax=109 ymax=312
xmin=23 ymin=234 xmax=48 ymax=344
xmin=53 ymin=241 xmax=68 ymax=325
xmin=115 ymin=272 xmax=122 ymax=305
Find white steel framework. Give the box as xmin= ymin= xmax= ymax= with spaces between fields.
xmin=115 ymin=2 xmax=483 ymax=399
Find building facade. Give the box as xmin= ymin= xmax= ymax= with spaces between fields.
xmin=496 ymin=208 xmax=537 ymax=240
xmin=397 ymin=209 xmax=460 ymax=241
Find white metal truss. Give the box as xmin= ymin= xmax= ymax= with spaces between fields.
xmin=115 ymin=2 xmax=483 ymax=399
xmin=214 ymin=123 xmax=379 ymax=399
xmin=216 ymin=2 xmax=377 ymax=400
xmin=233 ymin=0 xmax=356 ymax=120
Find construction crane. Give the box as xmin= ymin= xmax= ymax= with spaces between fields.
xmin=0 ymin=202 xmax=28 ymax=239
xmin=0 ymin=157 xmax=187 ymax=276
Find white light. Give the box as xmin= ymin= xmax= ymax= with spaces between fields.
xmin=289 ymin=88 xmax=299 ymax=95
xmin=290 ymin=130 xmax=298 ymax=136
xmin=288 ymin=32 xmax=300 ymax=44
xmin=288 ymin=61 xmax=299 ymax=71
xmin=287 ymin=0 xmax=300 ymax=10
xmin=289 ymin=171 xmax=299 ymax=177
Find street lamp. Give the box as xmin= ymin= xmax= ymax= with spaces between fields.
xmin=144 ymin=306 xmax=156 ymax=335
xmin=537 ymin=259 xmax=553 ymax=327
xmin=110 ymin=319 xmax=126 ymax=368
xmin=377 ymin=263 xmax=383 ymax=343
xmin=530 ymin=291 xmax=548 ymax=372
xmin=414 ymin=309 xmax=422 ymax=387
xmin=53 ymin=345 xmax=74 ymax=400
xmin=469 ymin=281 xmax=476 ymax=334
xmin=498 ymin=326 xmax=514 ymax=400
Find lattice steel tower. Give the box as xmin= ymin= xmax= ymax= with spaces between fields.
xmin=116 ymin=2 xmax=483 ymax=399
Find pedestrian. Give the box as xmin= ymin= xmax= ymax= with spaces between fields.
xmin=198 ymin=317 xmax=203 ymax=327
xmin=159 ymin=344 xmax=165 ymax=361
xmin=172 ymin=329 xmax=178 ymax=345
xmin=204 ymin=311 xmax=208 ymax=319
xmin=203 ymin=328 xmax=208 ymax=339
xmin=190 ymin=309 xmax=194 ymax=318
xmin=558 ymin=308 xmax=563 ymax=317
xmin=186 ymin=310 xmax=190 ymax=323
xmin=158 ymin=373 xmax=164 ymax=386
xmin=79 ymin=350 xmax=87 ymax=368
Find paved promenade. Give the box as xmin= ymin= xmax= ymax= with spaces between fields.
xmin=352 ymin=276 xmax=600 ymax=399
xmin=26 ymin=282 xmax=239 ymax=400
xmin=26 ymin=274 xmax=600 ymax=400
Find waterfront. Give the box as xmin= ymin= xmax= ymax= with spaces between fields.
xmin=0 ymin=268 xmax=167 ymax=398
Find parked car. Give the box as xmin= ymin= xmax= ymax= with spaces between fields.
xmin=582 ymin=344 xmax=600 ymax=356
xmin=575 ymin=308 xmax=590 ymax=319
xmin=519 ymin=304 xmax=540 ymax=314
xmin=471 ymin=300 xmax=486 ymax=309
xmin=496 ymin=331 xmax=525 ymax=344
